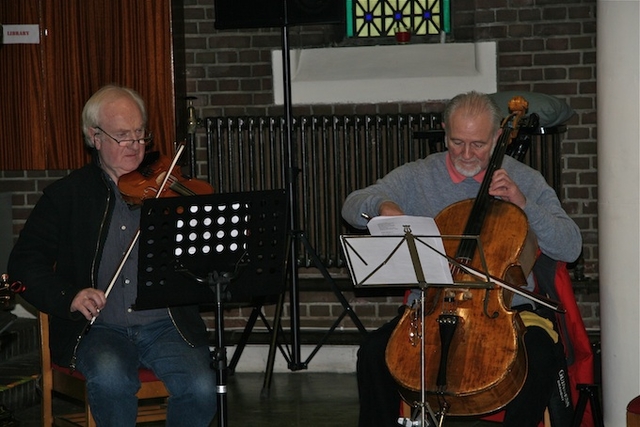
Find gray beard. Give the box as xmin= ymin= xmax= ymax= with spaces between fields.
xmin=455 ymin=163 xmax=482 ymax=178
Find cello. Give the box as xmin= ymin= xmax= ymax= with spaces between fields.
xmin=385 ymin=96 xmax=537 ymax=416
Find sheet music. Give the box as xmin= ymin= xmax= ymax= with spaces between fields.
xmin=341 ymin=216 xmax=454 ymax=287
xmin=366 ymin=215 xmax=439 ymax=237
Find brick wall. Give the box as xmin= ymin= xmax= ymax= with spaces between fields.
xmin=183 ymin=0 xmax=599 ymax=334
xmin=0 ymin=0 xmax=599 ymax=335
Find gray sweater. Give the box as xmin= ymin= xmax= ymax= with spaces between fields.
xmin=341 ymin=152 xmax=582 ymax=299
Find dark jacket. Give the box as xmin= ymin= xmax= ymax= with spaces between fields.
xmin=8 ymin=161 xmax=209 ymax=366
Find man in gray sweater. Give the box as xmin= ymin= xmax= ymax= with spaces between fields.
xmin=342 ymin=91 xmax=582 ymax=427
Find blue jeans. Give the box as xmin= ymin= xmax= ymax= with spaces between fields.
xmin=75 ymin=318 xmax=217 ymax=426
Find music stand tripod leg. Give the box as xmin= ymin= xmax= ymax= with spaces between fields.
xmin=228 ymin=301 xmax=262 ymax=375
xmin=261 ymin=292 xmax=287 ymax=396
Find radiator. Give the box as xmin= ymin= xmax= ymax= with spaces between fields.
xmin=204 ymin=114 xmax=564 ymax=269
xmin=205 ymin=113 xmax=443 ymax=268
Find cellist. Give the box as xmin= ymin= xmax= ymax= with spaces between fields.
xmin=341 ymin=91 xmax=582 ymax=427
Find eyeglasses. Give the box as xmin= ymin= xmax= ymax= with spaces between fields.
xmin=94 ymin=126 xmax=153 ymax=146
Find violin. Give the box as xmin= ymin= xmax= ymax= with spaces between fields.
xmin=118 ymin=151 xmax=214 ymax=204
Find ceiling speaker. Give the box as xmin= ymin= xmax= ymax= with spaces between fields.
xmin=214 ymin=0 xmax=344 ymax=29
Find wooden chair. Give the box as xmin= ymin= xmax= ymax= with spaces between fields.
xmin=628 ymin=395 xmax=640 ymax=427
xmin=38 ymin=312 xmax=169 ymax=427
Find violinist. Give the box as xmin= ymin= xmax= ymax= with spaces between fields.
xmin=8 ymin=85 xmax=217 ymax=426
xmin=341 ymin=91 xmax=582 ymax=427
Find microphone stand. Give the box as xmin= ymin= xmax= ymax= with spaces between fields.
xmin=279 ymin=2 xmax=305 ymax=369
xmin=278 ymin=0 xmax=367 ymax=372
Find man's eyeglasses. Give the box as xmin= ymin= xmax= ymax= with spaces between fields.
xmin=94 ymin=126 xmax=153 ymax=146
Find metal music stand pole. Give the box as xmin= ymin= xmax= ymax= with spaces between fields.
xmin=405 ymin=232 xmax=440 ymax=427
xmin=187 ymin=271 xmax=232 ymax=427
xmin=212 ymin=273 xmax=231 ymax=427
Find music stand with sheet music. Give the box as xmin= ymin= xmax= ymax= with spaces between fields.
xmin=340 ymin=220 xmax=493 ymax=427
xmin=340 ymin=216 xmax=561 ymax=425
xmin=340 ymin=215 xmax=497 ymax=291
xmin=134 ymin=189 xmax=288 ymax=427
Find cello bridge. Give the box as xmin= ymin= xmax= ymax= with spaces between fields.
xmin=442 ymin=288 xmax=472 ymax=312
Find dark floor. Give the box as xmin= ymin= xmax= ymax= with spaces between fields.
xmin=1 ymin=318 xmax=500 ymax=427
xmin=12 ymin=372 xmax=360 ymax=427
xmin=13 ymin=371 xmax=500 ymax=427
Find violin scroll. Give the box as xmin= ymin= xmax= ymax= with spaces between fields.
xmin=0 ymin=274 xmax=25 ymax=310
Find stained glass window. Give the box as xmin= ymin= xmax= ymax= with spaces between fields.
xmin=346 ymin=0 xmax=450 ymax=38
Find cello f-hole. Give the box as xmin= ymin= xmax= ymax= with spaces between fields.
xmin=483 ymin=289 xmax=499 ymax=319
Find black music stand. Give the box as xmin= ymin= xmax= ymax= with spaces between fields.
xmin=134 ymin=189 xmax=288 ymax=427
xmin=343 ymin=229 xmax=451 ymax=426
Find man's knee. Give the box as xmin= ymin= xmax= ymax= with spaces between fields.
xmin=163 ymin=361 xmax=216 ymax=402
xmin=190 ymin=370 xmax=217 ymax=399
xmin=81 ymin=354 xmax=140 ymax=395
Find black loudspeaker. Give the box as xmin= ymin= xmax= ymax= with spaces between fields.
xmin=214 ymin=0 xmax=345 ymax=30
xmin=288 ymin=0 xmax=345 ymax=25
